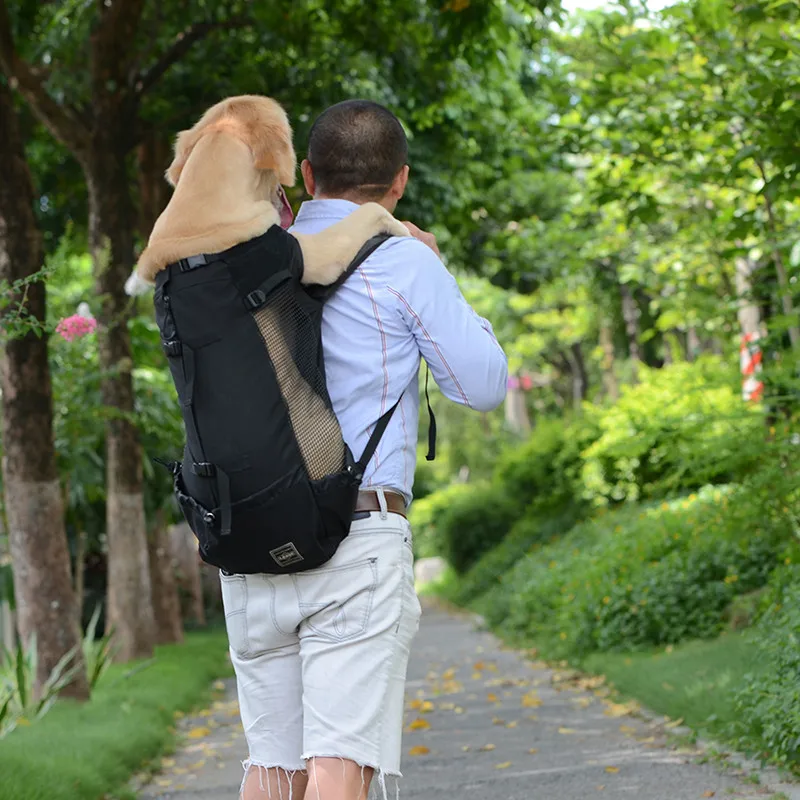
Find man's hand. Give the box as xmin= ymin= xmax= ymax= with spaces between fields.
xmin=401 ymin=221 xmax=441 ymax=257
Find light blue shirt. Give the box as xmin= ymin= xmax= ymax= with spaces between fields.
xmin=291 ymin=200 xmax=508 ymax=504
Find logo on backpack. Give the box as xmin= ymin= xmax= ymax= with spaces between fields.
xmin=270 ymin=542 xmax=304 ymax=567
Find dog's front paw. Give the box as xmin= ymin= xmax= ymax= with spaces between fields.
xmin=358 ymin=202 xmax=410 ymax=238
xmin=124 ymin=271 xmax=154 ymax=297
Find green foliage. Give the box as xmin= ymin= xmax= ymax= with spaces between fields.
xmin=435 ymin=483 xmax=519 ymax=574
xmin=409 ymin=481 xmax=518 ymax=573
xmin=0 ymin=630 xmax=231 ymax=800
xmin=735 ymin=564 xmax=800 ymax=767
xmin=494 ymin=486 xmax=792 ymax=659
xmin=495 ymin=416 xmax=596 ymax=515
xmin=447 ymin=508 xmax=581 ymax=609
xmin=0 ymin=636 xmax=81 ymax=740
xmin=82 ymin=604 xmax=116 ymax=692
xmin=581 ymin=358 xmax=764 ymax=504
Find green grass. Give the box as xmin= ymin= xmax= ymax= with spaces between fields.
xmin=583 ymin=631 xmax=762 ymax=735
xmin=0 ymin=628 xmax=232 ymax=800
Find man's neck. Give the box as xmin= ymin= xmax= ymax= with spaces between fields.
xmin=313 ymin=192 xmax=396 ymax=213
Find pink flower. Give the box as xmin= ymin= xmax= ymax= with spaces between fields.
xmin=56 ymin=314 xmax=97 ymax=342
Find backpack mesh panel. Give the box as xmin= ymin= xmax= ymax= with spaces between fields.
xmin=252 ymin=284 xmax=346 ymax=480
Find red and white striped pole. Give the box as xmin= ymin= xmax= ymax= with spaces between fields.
xmin=740 ymin=331 xmax=764 ymax=402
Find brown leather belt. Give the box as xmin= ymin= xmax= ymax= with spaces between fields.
xmin=355 ymin=490 xmax=407 ymax=519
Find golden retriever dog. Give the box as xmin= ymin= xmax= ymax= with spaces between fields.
xmin=126 ymin=95 xmax=409 ymax=479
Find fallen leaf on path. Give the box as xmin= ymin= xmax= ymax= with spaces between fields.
xmin=187 ymin=726 xmax=211 ymax=739
xmin=409 ymin=745 xmax=430 ymax=756
xmin=479 ymin=743 xmax=496 ymax=751
xmin=420 ymin=700 xmax=435 ymax=713
xmin=522 ymin=691 xmax=542 ymax=708
xmin=495 ymin=762 xmax=512 ymax=770
xmin=619 ymin=725 xmax=636 ymax=734
xmin=472 ymin=672 xmax=482 ymax=680
xmin=407 ymin=718 xmax=431 ymax=731
xmin=161 ymin=758 xmax=175 ymax=768
xmin=454 ymin=706 xmax=464 ymax=714
xmin=665 ymin=717 xmax=685 ymax=729
xmin=528 ymin=748 xmax=539 ymax=755
xmin=558 ymin=727 xmax=577 ymax=735
xmin=596 ymin=785 xmax=605 ymax=791
xmin=462 ymin=745 xmax=471 ymax=752
xmin=572 ymin=697 xmax=593 ymax=709
xmin=702 ymin=793 xmax=715 ymax=798
xmin=439 ymin=702 xmax=455 ymax=711
xmin=605 ymin=766 xmax=619 ymax=774
xmin=487 ymin=693 xmax=498 ymax=703
xmin=442 ymin=668 xmax=457 ymax=680
xmin=474 ymin=661 xmax=486 ymax=671
xmin=409 ymin=699 xmax=423 ymax=710
xmin=492 ymin=717 xmax=506 ymax=726
xmin=506 ymin=721 xmax=518 ymax=729
xmin=212 ymin=680 xmax=226 ymax=691
xmin=603 ymin=701 xmax=640 ymax=718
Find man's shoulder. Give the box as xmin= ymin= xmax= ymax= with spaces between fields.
xmin=369 ymin=234 xmax=444 ymax=274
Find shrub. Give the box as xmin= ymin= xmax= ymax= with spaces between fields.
xmin=581 ymin=357 xmax=764 ymax=505
xmin=448 ymin=508 xmax=582 ymax=608
xmin=735 ymin=563 xmax=800 ymax=767
xmin=495 ymin=485 xmax=792 ymax=659
xmin=494 ymin=416 xmax=597 ymax=516
xmin=409 ymin=482 xmax=475 ymax=559
xmin=434 ymin=482 xmax=518 ymax=574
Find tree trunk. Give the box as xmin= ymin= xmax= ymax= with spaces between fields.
xmin=504 ymin=374 xmax=531 ymax=434
xmin=169 ymin=523 xmax=206 ymax=627
xmin=568 ymin=341 xmax=589 ymax=408
xmin=686 ymin=327 xmax=701 ymax=362
xmin=86 ymin=135 xmax=156 ymax=661
xmin=755 ymin=161 xmax=800 ymax=349
xmin=735 ymin=255 xmax=765 ymax=403
xmin=599 ymin=321 xmax=619 ymax=401
xmin=73 ymin=529 xmax=87 ymax=628
xmin=148 ymin=510 xmax=184 ymax=645
xmin=620 ymin=283 xmax=642 ymax=380
xmin=0 ymin=80 xmax=88 ymax=699
xmin=137 ymin=131 xmax=172 ymax=241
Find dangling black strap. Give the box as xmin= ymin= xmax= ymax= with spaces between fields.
xmin=355 ymin=401 xmax=400 ymax=478
xmin=424 ymin=366 xmax=437 ymax=462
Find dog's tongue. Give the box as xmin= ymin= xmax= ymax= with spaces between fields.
xmin=278 ymin=186 xmax=294 ymax=229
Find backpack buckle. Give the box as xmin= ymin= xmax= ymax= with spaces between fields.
xmin=244 ymin=289 xmax=266 ymax=310
xmin=178 ymin=254 xmax=209 ymax=272
xmin=192 ymin=462 xmax=216 ymax=478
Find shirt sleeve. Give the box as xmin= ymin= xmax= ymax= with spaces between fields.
xmin=387 ymin=240 xmax=508 ymax=413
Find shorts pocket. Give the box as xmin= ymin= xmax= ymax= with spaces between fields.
xmin=293 ymin=558 xmax=378 ymax=643
xmin=220 ymin=572 xmax=250 ymax=656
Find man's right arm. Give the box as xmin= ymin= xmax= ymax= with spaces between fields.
xmin=387 ymin=238 xmax=508 ymax=413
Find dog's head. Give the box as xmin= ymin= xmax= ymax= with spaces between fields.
xmin=165 ymin=95 xmax=297 ymax=189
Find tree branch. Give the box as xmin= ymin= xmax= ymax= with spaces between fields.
xmin=135 ymin=18 xmax=251 ymax=97
xmin=0 ymin=0 xmax=89 ymax=157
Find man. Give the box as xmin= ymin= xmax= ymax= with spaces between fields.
xmin=232 ymin=100 xmax=508 ymax=800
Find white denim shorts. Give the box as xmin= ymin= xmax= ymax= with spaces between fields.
xmin=220 ymin=509 xmax=422 ymax=786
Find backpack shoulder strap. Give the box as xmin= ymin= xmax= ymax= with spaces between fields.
xmin=311 ymin=233 xmax=393 ymax=302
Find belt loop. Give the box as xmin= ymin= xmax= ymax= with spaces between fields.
xmin=376 ymin=487 xmax=388 ymax=521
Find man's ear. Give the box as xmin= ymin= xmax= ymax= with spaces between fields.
xmin=301 ymin=159 xmax=316 ymax=198
xmin=391 ymin=165 xmax=410 ymax=201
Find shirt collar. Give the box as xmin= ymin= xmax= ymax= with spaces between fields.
xmin=294 ymin=198 xmax=361 ymax=223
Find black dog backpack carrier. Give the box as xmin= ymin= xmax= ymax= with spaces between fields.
xmin=153 ymin=227 xmax=401 ymax=575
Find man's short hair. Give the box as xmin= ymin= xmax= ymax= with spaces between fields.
xmin=307 ymin=100 xmax=408 ymax=201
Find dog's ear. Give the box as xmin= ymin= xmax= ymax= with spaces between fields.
xmin=251 ymin=118 xmax=297 ymax=187
xmin=165 ymin=128 xmax=196 ymax=187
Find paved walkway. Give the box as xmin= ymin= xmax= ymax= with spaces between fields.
xmin=137 ymin=601 xmax=798 ymax=800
